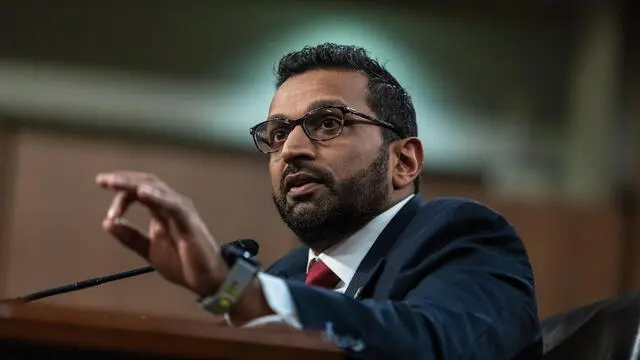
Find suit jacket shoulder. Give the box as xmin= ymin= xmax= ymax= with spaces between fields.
xmin=265 ymin=194 xmax=425 ymax=282
xmin=279 ymin=196 xmax=541 ymax=359
xmin=373 ymin=196 xmax=533 ymax=298
xmin=265 ymin=196 xmax=516 ymax=285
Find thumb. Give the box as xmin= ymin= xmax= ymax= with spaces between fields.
xmin=103 ymin=217 xmax=150 ymax=261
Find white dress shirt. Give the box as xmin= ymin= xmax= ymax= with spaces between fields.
xmin=237 ymin=194 xmax=415 ymax=329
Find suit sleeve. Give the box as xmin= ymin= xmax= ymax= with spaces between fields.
xmin=285 ymin=201 xmax=541 ymax=359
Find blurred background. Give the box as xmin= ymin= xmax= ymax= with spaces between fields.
xmin=0 ymin=0 xmax=638 ymax=321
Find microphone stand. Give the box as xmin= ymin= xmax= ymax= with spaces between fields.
xmin=0 ymin=239 xmax=259 ymax=305
xmin=19 ymin=266 xmax=156 ymax=303
xmin=0 ymin=266 xmax=155 ymax=306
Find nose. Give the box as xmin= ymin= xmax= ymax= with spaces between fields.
xmin=279 ymin=125 xmax=315 ymax=163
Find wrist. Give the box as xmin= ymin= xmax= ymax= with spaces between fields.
xmin=227 ymin=278 xmax=274 ymax=326
xmin=194 ymin=270 xmax=229 ymax=298
xmin=197 ymin=255 xmax=260 ymax=316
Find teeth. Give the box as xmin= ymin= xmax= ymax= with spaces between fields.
xmin=289 ymin=180 xmax=315 ymax=190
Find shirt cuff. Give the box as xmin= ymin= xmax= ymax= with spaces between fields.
xmin=225 ymin=272 xmax=302 ymax=330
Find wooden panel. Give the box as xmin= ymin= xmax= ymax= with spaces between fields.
xmin=0 ymin=127 xmax=16 ymax=298
xmin=495 ymin=200 xmax=620 ymax=317
xmin=0 ymin=129 xmax=624 ymax=321
xmin=1 ymin=130 xmax=297 ymax=319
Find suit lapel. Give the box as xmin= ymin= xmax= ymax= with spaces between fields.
xmin=287 ymin=271 xmax=307 ymax=283
xmin=266 ymin=246 xmax=308 ymax=282
xmin=268 ymin=196 xmax=424 ymax=296
xmin=345 ymin=196 xmax=424 ymax=299
xmin=346 ymin=258 xmax=385 ymax=299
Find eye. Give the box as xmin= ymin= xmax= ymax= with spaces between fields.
xmin=319 ymin=117 xmax=341 ymax=130
xmin=271 ymin=129 xmax=289 ymax=142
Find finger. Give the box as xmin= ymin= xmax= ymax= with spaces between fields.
xmin=106 ymin=189 xmax=174 ymax=229
xmin=96 ymin=171 xmax=159 ymax=193
xmin=103 ymin=217 xmax=150 ymax=261
xmin=97 ymin=173 xmax=182 ymax=224
xmin=149 ymin=218 xmax=169 ymax=240
xmin=97 ymin=172 xmax=192 ymax=234
xmin=106 ymin=191 xmax=135 ymax=220
xmin=138 ymin=184 xmax=192 ymax=234
xmin=98 ymin=172 xmax=174 ymax=222
xmin=149 ymin=218 xmax=182 ymax=258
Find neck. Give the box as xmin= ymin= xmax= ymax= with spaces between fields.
xmin=299 ymin=219 xmax=366 ymax=254
xmin=301 ymin=194 xmax=413 ymax=253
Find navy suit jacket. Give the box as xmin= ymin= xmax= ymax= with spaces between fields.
xmin=266 ymin=196 xmax=542 ymax=359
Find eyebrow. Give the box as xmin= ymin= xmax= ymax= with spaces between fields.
xmin=267 ymin=99 xmax=348 ymax=122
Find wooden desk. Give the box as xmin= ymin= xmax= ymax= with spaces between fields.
xmin=0 ymin=301 xmax=343 ymax=359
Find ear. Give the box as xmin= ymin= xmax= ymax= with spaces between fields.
xmin=390 ymin=137 xmax=423 ymax=191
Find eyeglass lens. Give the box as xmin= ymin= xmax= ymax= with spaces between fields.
xmin=253 ymin=107 xmax=345 ymax=152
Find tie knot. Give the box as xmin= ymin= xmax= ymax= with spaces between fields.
xmin=305 ymin=259 xmax=341 ymax=289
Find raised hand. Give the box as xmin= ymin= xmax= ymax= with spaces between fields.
xmin=96 ymin=171 xmax=228 ymax=296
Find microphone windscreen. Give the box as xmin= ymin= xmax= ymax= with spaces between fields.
xmin=235 ymin=239 xmax=260 ymax=256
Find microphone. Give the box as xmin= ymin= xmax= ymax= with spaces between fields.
xmin=6 ymin=239 xmax=259 ymax=304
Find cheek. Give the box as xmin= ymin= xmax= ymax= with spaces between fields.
xmin=269 ymin=159 xmax=283 ymax=191
xmin=327 ymin=150 xmax=372 ymax=181
xmin=330 ymin=129 xmax=383 ymax=176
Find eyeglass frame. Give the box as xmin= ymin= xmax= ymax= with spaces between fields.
xmin=249 ymin=105 xmax=402 ymax=154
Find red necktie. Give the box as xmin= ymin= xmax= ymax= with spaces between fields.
xmin=305 ymin=259 xmax=341 ymax=289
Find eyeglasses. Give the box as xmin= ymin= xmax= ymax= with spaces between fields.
xmin=249 ymin=105 xmax=400 ymax=154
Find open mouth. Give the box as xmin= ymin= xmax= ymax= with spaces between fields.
xmin=288 ymin=182 xmax=321 ymax=197
xmin=284 ymin=173 xmax=323 ymax=197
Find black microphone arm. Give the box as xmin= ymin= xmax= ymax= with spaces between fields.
xmin=14 ymin=239 xmax=260 ymax=304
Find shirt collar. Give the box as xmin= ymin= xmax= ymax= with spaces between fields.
xmin=307 ymin=194 xmax=415 ymax=286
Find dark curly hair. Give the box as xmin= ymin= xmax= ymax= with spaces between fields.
xmin=275 ymin=43 xmax=420 ymax=193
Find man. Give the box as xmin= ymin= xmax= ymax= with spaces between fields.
xmin=96 ymin=43 xmax=542 ymax=359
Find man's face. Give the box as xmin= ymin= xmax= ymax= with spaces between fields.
xmin=268 ymin=69 xmax=391 ymax=250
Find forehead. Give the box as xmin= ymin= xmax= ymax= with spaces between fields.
xmin=269 ymin=69 xmax=371 ymax=119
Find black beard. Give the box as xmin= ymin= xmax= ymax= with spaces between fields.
xmin=272 ymin=148 xmax=390 ymax=252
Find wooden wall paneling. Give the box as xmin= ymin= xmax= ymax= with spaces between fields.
xmin=2 ymin=130 xmax=297 ymax=319
xmin=0 ymin=126 xmax=17 ymax=298
xmin=0 ymin=129 xmax=624 ymax=321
